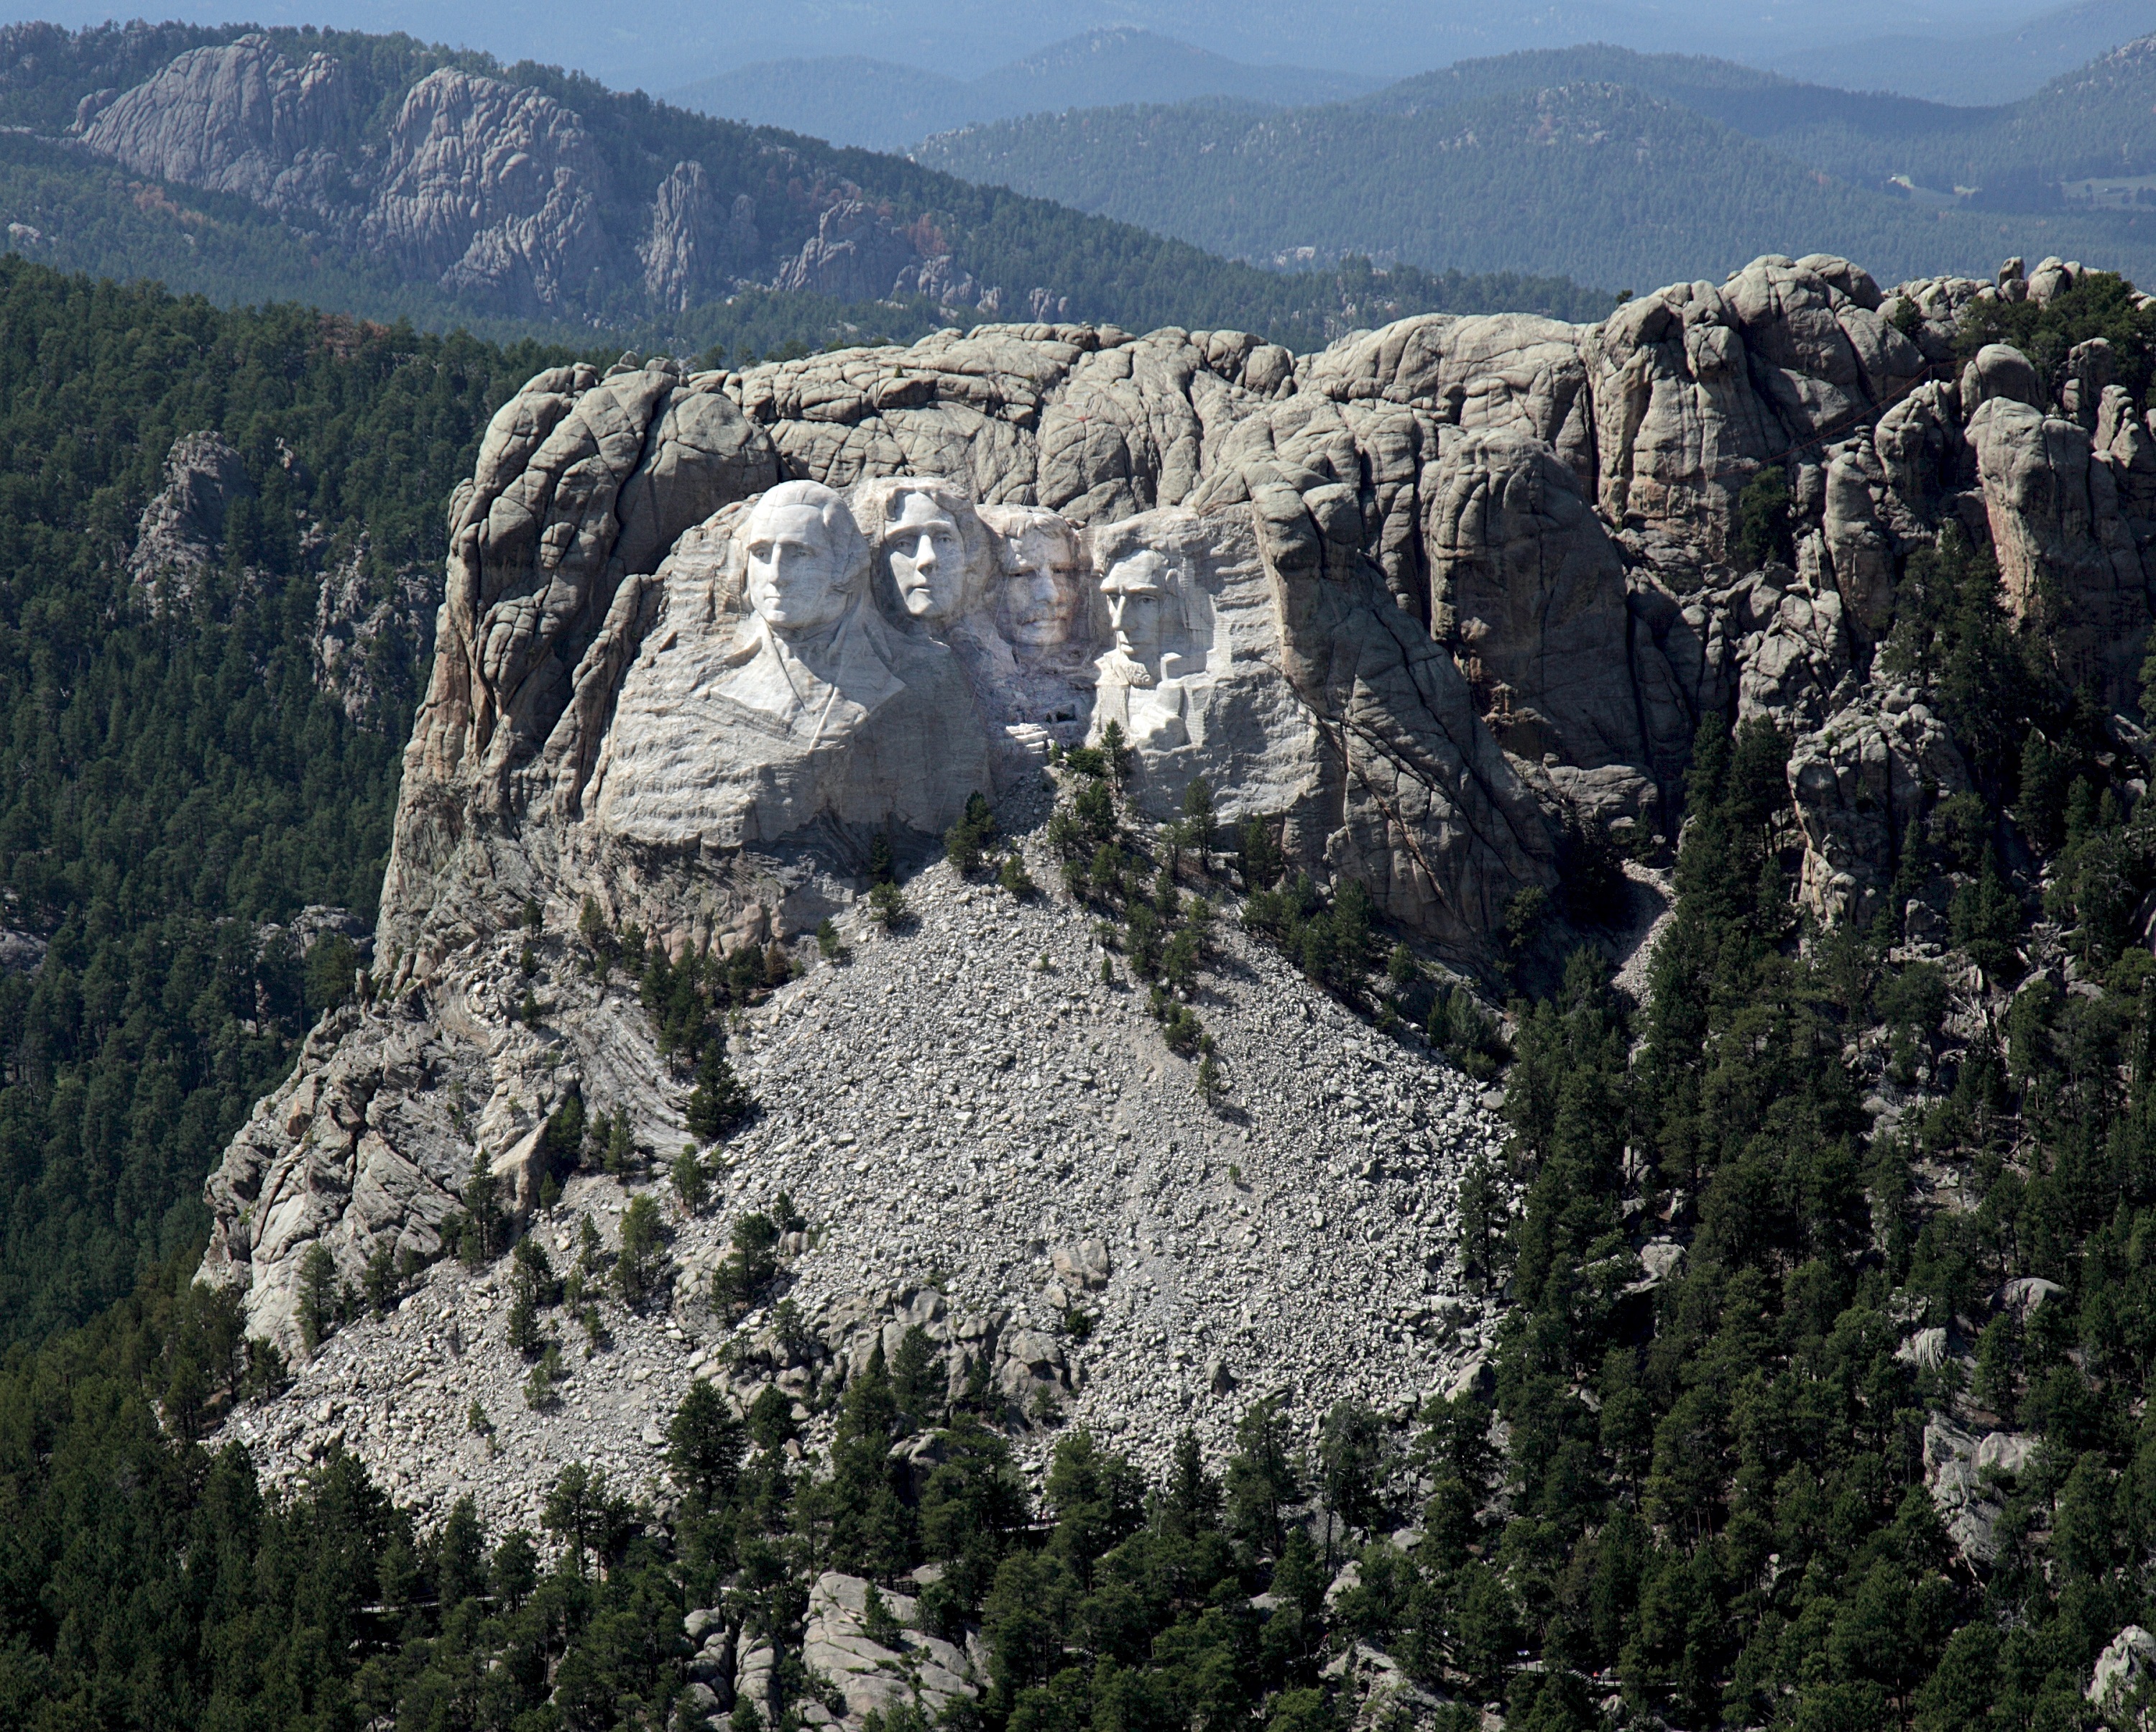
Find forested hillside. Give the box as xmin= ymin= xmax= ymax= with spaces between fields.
xmin=918 ymin=81 xmax=2156 ymax=292
xmin=0 ymin=257 xmax=581 ymax=1348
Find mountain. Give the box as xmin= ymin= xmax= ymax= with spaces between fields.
xmin=913 ymin=40 xmax=2156 ymax=291
xmin=17 ymin=235 xmax=2156 ymax=1732
xmin=665 ymin=27 xmax=1381 ymax=154
xmin=1360 ymin=40 xmax=2156 ymax=199
xmin=1777 ymin=0 xmax=2156 ymax=104
xmin=0 ymin=22 xmax=1611 ymax=356
xmin=2 ymin=0 xmax=2061 ymax=97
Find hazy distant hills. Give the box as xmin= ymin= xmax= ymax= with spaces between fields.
xmin=1773 ymin=0 xmax=2156 ymax=105
xmin=665 ymin=27 xmax=1380 ymax=152
xmin=913 ymin=40 xmax=2156 ymax=292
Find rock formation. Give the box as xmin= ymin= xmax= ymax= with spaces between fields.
xmin=65 ymin=34 xmax=1012 ymax=321
xmin=361 ymin=68 xmax=612 ymax=314
xmin=77 ymin=34 xmax=354 ymax=213
xmin=196 ymin=249 xmax=2156 ymax=1531
xmin=128 ymin=428 xmax=255 ymax=603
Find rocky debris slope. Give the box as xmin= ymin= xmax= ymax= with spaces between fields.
xmin=213 ymin=826 xmax=1505 ymax=1531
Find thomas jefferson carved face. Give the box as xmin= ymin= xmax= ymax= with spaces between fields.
xmin=885 ymin=490 xmax=970 ymax=622
xmin=995 ymin=519 xmax=1085 ymax=648
xmin=743 ymin=484 xmax=866 ymax=634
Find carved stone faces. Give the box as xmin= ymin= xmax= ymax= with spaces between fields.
xmin=1101 ymin=547 xmax=1179 ymax=680
xmin=742 ymin=481 xmax=869 ymax=635
xmin=884 ymin=487 xmax=972 ymax=622
xmin=993 ymin=512 xmax=1086 ymax=650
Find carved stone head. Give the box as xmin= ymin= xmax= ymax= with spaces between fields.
xmin=1100 ymin=548 xmax=1182 ymax=678
xmin=742 ymin=481 xmax=870 ymax=635
xmin=987 ymin=507 xmax=1086 ymax=649
xmin=852 ymin=476 xmax=993 ymax=627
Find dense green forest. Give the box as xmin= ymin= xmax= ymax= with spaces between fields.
xmin=0 ymin=254 xmax=582 ymax=1348
xmin=917 ymin=80 xmax=2156 ymax=293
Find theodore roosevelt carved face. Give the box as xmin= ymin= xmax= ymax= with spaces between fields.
xmin=993 ymin=513 xmax=1086 ymax=650
xmin=742 ymin=482 xmax=868 ymax=634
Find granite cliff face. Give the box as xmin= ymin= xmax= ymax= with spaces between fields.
xmin=63 ymin=34 xmax=1031 ymax=321
xmin=200 ymin=248 xmax=2156 ymax=1514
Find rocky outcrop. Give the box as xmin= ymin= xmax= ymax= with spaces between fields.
xmin=640 ymin=162 xmax=757 ymax=311
xmin=129 ymin=428 xmax=254 ymax=602
xmin=361 ymin=69 xmax=613 ymax=313
xmin=0 ymin=929 xmax=47 ymax=977
xmin=801 ymin=1573 xmax=977 ymax=1722
xmin=2088 ymin=1626 xmax=2156 ymax=1726
xmin=76 ymin=34 xmax=354 ymax=214
xmin=1422 ymin=425 xmax=1660 ymax=818
xmin=1584 ymin=256 xmax=1922 ymax=566
xmin=1922 ymin=1415 xmax=2039 ymax=1566
xmin=1970 ymin=393 xmax=2152 ymax=707
xmin=313 ymin=546 xmax=438 ymax=729
xmin=1789 ymin=684 xmax=1967 ymax=929
xmin=773 ymin=200 xmax=921 ymax=303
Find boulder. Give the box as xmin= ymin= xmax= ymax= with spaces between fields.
xmin=2089 ymin=1626 xmax=2156 ymax=1726
xmin=1959 ymin=343 xmax=2043 ymax=417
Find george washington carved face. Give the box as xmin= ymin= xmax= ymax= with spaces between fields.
xmin=742 ymin=482 xmax=869 ymax=635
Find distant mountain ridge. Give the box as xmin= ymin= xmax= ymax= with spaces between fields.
xmin=665 ymin=26 xmax=1380 ymax=153
xmin=915 ymin=39 xmax=2156 ymax=292
xmin=1774 ymin=0 xmax=2156 ymax=104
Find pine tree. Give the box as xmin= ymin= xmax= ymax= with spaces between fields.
xmin=687 ymin=1043 xmax=752 ymax=1143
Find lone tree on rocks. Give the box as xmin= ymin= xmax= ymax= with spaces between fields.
xmin=614 ymin=1194 xmax=668 ymax=1309
xmin=946 ymin=791 xmax=997 ymax=875
xmin=667 ymin=1379 xmax=746 ymax=1511
xmin=298 ymin=1243 xmax=337 ymax=1354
